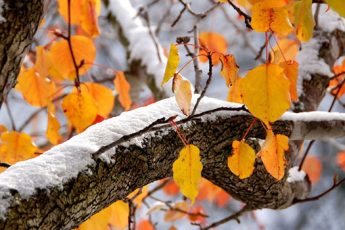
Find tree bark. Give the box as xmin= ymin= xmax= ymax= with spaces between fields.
xmin=0 ymin=97 xmax=345 ymax=229
xmin=0 ymin=0 xmax=44 ymax=107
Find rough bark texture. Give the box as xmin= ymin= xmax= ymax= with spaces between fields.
xmin=0 ymin=0 xmax=44 ymax=107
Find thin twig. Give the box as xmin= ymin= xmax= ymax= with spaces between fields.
xmin=255 ymin=33 xmax=273 ymax=61
xmin=226 ymin=0 xmax=252 ymax=30
xmin=191 ymin=52 xmax=213 ymax=116
xmin=314 ymin=3 xmax=321 ymax=28
xmin=0 ymin=162 xmax=11 ymax=168
xmin=298 ymin=140 xmax=315 ymax=170
xmin=193 ymin=26 xmax=202 ymax=93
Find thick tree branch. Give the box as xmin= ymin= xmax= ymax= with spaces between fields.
xmin=0 ymin=97 xmax=345 ymax=229
xmin=0 ymin=0 xmax=44 ymax=108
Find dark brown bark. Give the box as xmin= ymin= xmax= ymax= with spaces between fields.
xmin=0 ymin=0 xmax=44 ymax=107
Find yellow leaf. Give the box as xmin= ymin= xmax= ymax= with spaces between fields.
xmin=16 ymin=68 xmax=56 ymax=107
xmin=226 ymin=77 xmax=243 ymax=103
xmin=114 ymin=72 xmax=131 ymax=111
xmin=78 ymin=205 xmax=112 ymax=230
xmin=251 ymin=3 xmax=293 ymax=35
xmin=109 ymin=200 xmax=129 ymax=229
xmin=46 ymin=103 xmax=61 ymax=145
xmin=279 ymin=60 xmax=299 ymax=102
xmin=58 ymin=0 xmax=101 ymax=37
xmin=258 ymin=130 xmax=289 ymax=180
xmin=84 ymin=82 xmax=114 ymax=117
xmin=324 ymin=0 xmax=345 ymax=17
xmin=0 ymin=131 xmax=37 ymax=164
xmin=270 ymin=38 xmax=299 ymax=64
xmin=127 ymin=186 xmax=148 ymax=208
xmin=62 ymin=85 xmax=97 ymax=133
xmin=199 ymin=32 xmax=227 ymax=65
xmin=162 ymin=44 xmax=180 ymax=86
xmin=164 ymin=201 xmax=188 ymax=222
xmin=228 ymin=140 xmax=255 ymax=179
xmin=172 ymin=144 xmax=203 ymax=203
xmin=172 ymin=74 xmax=192 ymax=116
xmin=48 ymin=35 xmax=96 ymax=80
xmin=220 ymin=54 xmax=239 ymax=87
xmin=240 ymin=63 xmax=291 ymax=126
xmin=0 ymin=125 xmax=7 ymax=134
xmin=294 ymin=0 xmax=315 ymax=42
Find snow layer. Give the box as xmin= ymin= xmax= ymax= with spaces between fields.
xmin=0 ymin=96 xmax=243 ymax=219
xmin=317 ymin=6 xmax=345 ymax=32
xmin=287 ymin=166 xmax=306 ymax=183
xmin=109 ymin=0 xmax=171 ymax=94
xmin=0 ymin=1 xmax=5 ymax=22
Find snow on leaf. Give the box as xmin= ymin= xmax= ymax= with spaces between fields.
xmin=280 ymin=60 xmax=299 ymax=102
xmin=173 ymin=144 xmax=203 ymax=204
xmin=251 ymin=3 xmax=293 ymax=35
xmin=62 ymin=85 xmax=98 ymax=133
xmin=227 ymin=140 xmax=255 ymax=179
xmin=199 ymin=32 xmax=227 ymax=65
xmin=258 ymin=130 xmax=289 ymax=180
xmin=48 ymin=35 xmax=96 ymax=80
xmin=15 ymin=68 xmax=56 ymax=107
xmin=0 ymin=131 xmax=37 ymax=164
xmin=172 ymin=74 xmax=192 ymax=116
xmin=294 ymin=0 xmax=315 ymax=42
xmin=84 ymin=82 xmax=115 ymax=117
xmin=114 ymin=71 xmax=132 ymax=111
xmin=220 ymin=54 xmax=239 ymax=87
xmin=161 ymin=44 xmax=180 ymax=86
xmin=108 ymin=200 xmax=129 ymax=229
xmin=324 ymin=0 xmax=345 ymax=17
xmin=240 ymin=63 xmax=291 ymax=126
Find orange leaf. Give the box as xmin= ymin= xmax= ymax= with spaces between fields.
xmin=336 ymin=151 xmax=345 ymax=172
xmin=172 ymin=74 xmax=192 ymax=116
xmin=258 ymin=130 xmax=288 ymax=180
xmin=214 ymin=189 xmax=231 ymax=207
xmin=302 ymin=155 xmax=322 ymax=184
xmin=109 ymin=200 xmax=129 ymax=229
xmin=78 ymin=205 xmax=112 ymax=230
xmin=199 ymin=32 xmax=227 ymax=65
xmin=251 ymin=3 xmax=293 ymax=35
xmin=114 ymin=72 xmax=132 ymax=111
xmin=270 ymin=38 xmax=299 ymax=64
xmin=228 ymin=140 xmax=256 ymax=179
xmin=220 ymin=54 xmax=239 ymax=87
xmin=35 ymin=46 xmax=52 ymax=79
xmin=48 ymin=35 xmax=96 ymax=80
xmin=84 ymin=82 xmax=114 ymax=117
xmin=16 ymin=68 xmax=56 ymax=107
xmin=0 ymin=131 xmax=37 ymax=164
xmin=127 ymin=186 xmax=148 ymax=208
xmin=137 ymin=220 xmax=155 ymax=230
xmin=226 ymin=77 xmax=242 ymax=103
xmin=62 ymin=85 xmax=98 ymax=133
xmin=329 ymin=59 xmax=345 ymax=97
xmin=163 ymin=180 xmax=180 ymax=196
xmin=280 ymin=60 xmax=299 ymax=102
xmin=188 ymin=205 xmax=206 ymax=223
xmin=46 ymin=103 xmax=61 ymax=145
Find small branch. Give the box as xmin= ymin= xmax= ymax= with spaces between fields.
xmin=255 ymin=33 xmax=273 ymax=61
xmin=193 ymin=26 xmax=202 ymax=93
xmin=298 ymin=140 xmax=315 ymax=170
xmin=201 ymin=205 xmax=250 ymax=230
xmin=191 ymin=52 xmax=213 ymax=116
xmin=0 ymin=162 xmax=11 ymax=168
xmin=226 ymin=0 xmax=252 ymax=30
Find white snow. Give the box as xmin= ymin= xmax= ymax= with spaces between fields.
xmin=0 ymin=96 xmax=244 ymax=219
xmin=109 ymin=0 xmax=172 ymax=94
xmin=0 ymin=1 xmax=5 ymax=22
xmin=317 ymin=6 xmax=345 ymax=32
xmin=287 ymin=166 xmax=306 ymax=183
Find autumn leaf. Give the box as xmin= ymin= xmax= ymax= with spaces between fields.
xmin=199 ymin=32 xmax=227 ymax=65
xmin=62 ymin=85 xmax=98 ymax=133
xmin=228 ymin=140 xmax=255 ymax=179
xmin=270 ymin=38 xmax=299 ymax=64
xmin=78 ymin=205 xmax=112 ymax=230
xmin=280 ymin=60 xmax=299 ymax=102
xmin=294 ymin=0 xmax=315 ymax=42
xmin=84 ymin=82 xmax=114 ymax=117
xmin=258 ymin=130 xmax=289 ymax=180
xmin=172 ymin=74 xmax=192 ymax=116
xmin=58 ymin=0 xmax=101 ymax=37
xmin=48 ymin=35 xmax=96 ymax=80
xmin=251 ymin=3 xmax=293 ymax=35
xmin=249 ymin=0 xmax=288 ymax=8
xmin=173 ymin=144 xmax=203 ymax=203
xmin=302 ymin=155 xmax=322 ymax=184
xmin=163 ymin=180 xmax=180 ymax=196
xmin=137 ymin=220 xmax=155 ymax=230
xmin=35 ymin=46 xmax=51 ymax=79
xmin=16 ymin=68 xmax=56 ymax=107
xmin=240 ymin=63 xmax=291 ymax=126
xmin=0 ymin=131 xmax=37 ymax=164
xmin=161 ymin=44 xmax=180 ymax=86
xmin=329 ymin=59 xmax=345 ymax=97
xmin=164 ymin=201 xmax=188 ymax=221
xmin=114 ymin=71 xmax=132 ymax=111
xmin=46 ymin=103 xmax=61 ymax=145
xmin=108 ymin=200 xmax=129 ymax=229
xmin=227 ymin=76 xmax=242 ymax=103
xmin=197 ymin=179 xmax=231 ymax=207
xmin=127 ymin=186 xmax=148 ymax=208
xmin=220 ymin=54 xmax=239 ymax=87
xmin=324 ymin=0 xmax=345 ymax=17
xmin=336 ymin=151 xmax=345 ymax=171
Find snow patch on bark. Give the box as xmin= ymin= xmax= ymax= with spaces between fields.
xmin=287 ymin=167 xmax=306 ymax=183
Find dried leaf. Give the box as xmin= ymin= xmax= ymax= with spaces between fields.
xmin=173 ymin=74 xmax=192 ymax=116
xmin=228 ymin=140 xmax=255 ymax=179
xmin=114 ymin=72 xmax=131 ymax=111
xmin=173 ymin=144 xmax=203 ymax=203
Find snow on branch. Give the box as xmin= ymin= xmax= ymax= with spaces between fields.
xmin=1 ymin=96 xmax=345 ymax=228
